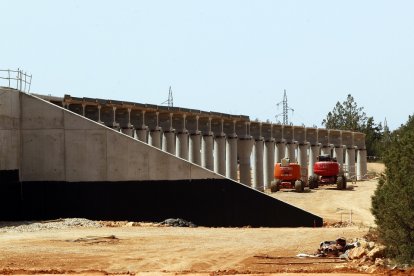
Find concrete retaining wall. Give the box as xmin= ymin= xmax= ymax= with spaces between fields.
xmin=0 ymin=87 xmax=323 ymax=227
xmin=18 ymin=91 xmax=221 ymax=182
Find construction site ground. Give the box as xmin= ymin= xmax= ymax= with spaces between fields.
xmin=0 ymin=162 xmax=401 ymax=275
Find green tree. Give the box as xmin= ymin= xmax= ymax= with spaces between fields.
xmin=322 ymin=94 xmax=383 ymax=157
xmin=371 ymin=115 xmax=414 ymax=265
xmin=322 ymin=94 xmax=367 ymax=131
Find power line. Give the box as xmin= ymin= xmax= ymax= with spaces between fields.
xmin=161 ymin=86 xmax=174 ymax=107
xmin=276 ymin=89 xmax=294 ymax=125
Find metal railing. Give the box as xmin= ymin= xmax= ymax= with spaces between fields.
xmin=0 ymin=68 xmax=32 ymax=92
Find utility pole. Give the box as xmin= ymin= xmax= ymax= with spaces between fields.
xmin=276 ymin=89 xmax=294 ymax=125
xmin=161 ymin=86 xmax=174 ymax=107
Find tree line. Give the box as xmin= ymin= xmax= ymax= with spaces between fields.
xmin=322 ymin=94 xmax=388 ymax=160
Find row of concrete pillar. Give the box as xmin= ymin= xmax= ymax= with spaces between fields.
xmin=59 ymin=99 xmax=368 ymax=191
xmin=121 ymin=127 xmax=367 ymax=191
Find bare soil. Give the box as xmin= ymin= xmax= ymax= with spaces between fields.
xmin=0 ymin=163 xmax=396 ymax=275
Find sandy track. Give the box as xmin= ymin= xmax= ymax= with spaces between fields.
xmin=0 ymin=226 xmax=369 ymax=275
xmin=0 ymin=163 xmax=385 ymax=275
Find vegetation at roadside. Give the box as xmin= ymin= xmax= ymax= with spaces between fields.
xmin=371 ymin=115 xmax=414 ymax=265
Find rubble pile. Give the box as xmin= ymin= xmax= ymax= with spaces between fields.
xmin=159 ymin=218 xmax=197 ymax=227
xmin=0 ymin=218 xmax=101 ymax=233
xmin=342 ymin=238 xmax=386 ymax=273
xmin=315 ymin=237 xmax=387 ymax=273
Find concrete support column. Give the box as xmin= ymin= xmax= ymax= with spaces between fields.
xmin=202 ymin=133 xmax=214 ymax=170
xmin=136 ymin=128 xmax=148 ymax=142
xmin=264 ymin=139 xmax=275 ymax=190
xmin=202 ymin=118 xmax=214 ymax=171
xmin=123 ymin=128 xmax=134 ymax=137
xmin=213 ymin=119 xmax=226 ymax=175
xmin=112 ymin=106 xmax=119 ymax=130
xmin=357 ymin=149 xmax=367 ymax=180
xmin=122 ymin=107 xmax=135 ymax=138
xmin=189 ymin=116 xmax=201 ymax=165
xmin=214 ymin=134 xmax=226 ymax=175
xmin=149 ymin=128 xmax=161 ymax=149
xmin=163 ymin=131 xmax=176 ymax=154
xmin=252 ymin=138 xmax=264 ymax=191
xmin=189 ymin=132 xmax=201 ymax=165
xmin=308 ymin=145 xmax=319 ymax=178
xmin=162 ymin=113 xmax=176 ymax=155
xmin=285 ymin=142 xmax=296 ymax=161
xmin=149 ymin=112 xmax=161 ymax=148
xmin=135 ymin=110 xmax=147 ymax=142
xmin=333 ymin=146 xmax=344 ymax=171
xmin=275 ymin=142 xmax=285 ymax=164
xmin=82 ymin=103 xmax=86 ymax=117
xmin=97 ymin=105 xmax=103 ymax=124
xmin=297 ymin=143 xmax=308 ymax=182
xmin=238 ymin=137 xmax=254 ymax=186
xmin=176 ymin=131 xmax=189 ymax=160
xmin=176 ymin=114 xmax=189 ymax=160
xmin=345 ymin=147 xmax=356 ymax=179
xmin=226 ymin=134 xmax=238 ymax=180
xmin=321 ymin=146 xmax=331 ymax=156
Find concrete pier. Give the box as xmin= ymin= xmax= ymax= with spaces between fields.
xmin=226 ymin=135 xmax=238 ymax=180
xmin=285 ymin=142 xmax=296 ymax=161
xmin=264 ymin=139 xmax=275 ymax=189
xmin=252 ymin=138 xmax=264 ymax=191
xmin=122 ymin=128 xmax=134 ymax=137
xmin=275 ymin=142 xmax=285 ymax=164
xmin=176 ymin=114 xmax=189 ymax=160
xmin=163 ymin=113 xmax=176 ymax=155
xmin=163 ymin=130 xmax=176 ymax=154
xmin=176 ymin=131 xmax=189 ymax=160
xmin=189 ymin=132 xmax=201 ymax=165
xmin=136 ymin=128 xmax=148 ymax=142
xmin=39 ymin=94 xmax=368 ymax=186
xmin=333 ymin=146 xmax=344 ymax=170
xmin=321 ymin=146 xmax=331 ymax=156
xmin=297 ymin=143 xmax=308 ymax=182
xmin=214 ymin=134 xmax=226 ymax=175
xmin=345 ymin=147 xmax=356 ymax=179
xmin=238 ymin=137 xmax=254 ymax=186
xmin=357 ymin=149 xmax=367 ymax=180
xmin=308 ymin=145 xmax=319 ymax=177
xmin=201 ymin=133 xmax=214 ymax=171
xmin=149 ymin=128 xmax=162 ymax=149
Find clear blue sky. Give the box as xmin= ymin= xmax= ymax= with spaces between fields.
xmin=2 ymin=0 xmax=413 ymax=130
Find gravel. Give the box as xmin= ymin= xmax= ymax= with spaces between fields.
xmin=0 ymin=218 xmax=102 ymax=233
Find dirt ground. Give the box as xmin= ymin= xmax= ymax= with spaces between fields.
xmin=0 ymin=163 xmax=397 ymax=275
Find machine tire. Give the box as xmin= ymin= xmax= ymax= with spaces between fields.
xmin=337 ymin=176 xmax=347 ymax=190
xmin=308 ymin=176 xmax=318 ymax=189
xmin=270 ymin=179 xmax=281 ymax=192
xmin=295 ymin=180 xmax=304 ymax=193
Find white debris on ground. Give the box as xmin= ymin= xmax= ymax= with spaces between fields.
xmin=0 ymin=218 xmax=102 ymax=233
xmin=303 ymin=235 xmax=388 ymax=274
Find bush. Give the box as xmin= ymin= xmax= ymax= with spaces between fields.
xmin=371 ymin=116 xmax=414 ymax=265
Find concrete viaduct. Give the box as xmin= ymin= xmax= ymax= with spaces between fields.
xmin=43 ymin=94 xmax=368 ymax=190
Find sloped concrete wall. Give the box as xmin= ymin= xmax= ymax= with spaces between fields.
xmin=0 ymin=88 xmax=20 ymax=171
xmin=19 ymin=92 xmax=222 ymax=182
xmin=0 ymin=88 xmax=323 ymax=227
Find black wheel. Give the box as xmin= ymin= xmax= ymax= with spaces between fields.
xmin=295 ymin=180 xmax=304 ymax=193
xmin=308 ymin=175 xmax=318 ymax=189
xmin=270 ymin=179 xmax=281 ymax=192
xmin=342 ymin=175 xmax=347 ymax=190
xmin=336 ymin=175 xmax=347 ymax=190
